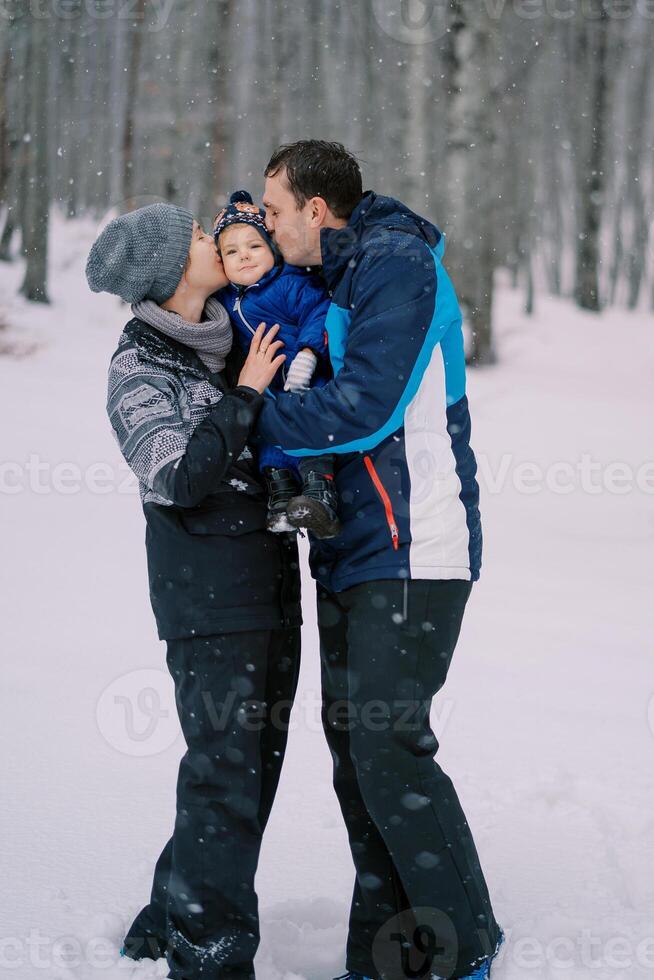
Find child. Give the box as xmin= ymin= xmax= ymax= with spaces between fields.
xmin=214 ymin=190 xmax=340 ymax=539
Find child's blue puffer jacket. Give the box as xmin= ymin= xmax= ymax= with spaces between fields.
xmin=218 ymin=262 xmax=332 ymax=394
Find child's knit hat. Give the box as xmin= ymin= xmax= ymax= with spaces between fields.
xmin=213 ymin=190 xmax=275 ymax=250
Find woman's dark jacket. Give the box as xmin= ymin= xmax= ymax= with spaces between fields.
xmin=106 ymin=317 xmax=302 ymax=640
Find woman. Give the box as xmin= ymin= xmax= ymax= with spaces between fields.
xmin=86 ymin=202 xmax=302 ymax=980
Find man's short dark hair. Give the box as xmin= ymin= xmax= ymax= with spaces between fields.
xmin=265 ymin=140 xmax=363 ymax=220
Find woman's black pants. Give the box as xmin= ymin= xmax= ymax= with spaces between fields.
xmin=122 ymin=626 xmax=301 ymax=980
xmin=317 ymin=578 xmax=502 ymax=980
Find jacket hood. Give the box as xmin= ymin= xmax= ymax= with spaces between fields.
xmin=320 ymin=190 xmax=444 ymax=289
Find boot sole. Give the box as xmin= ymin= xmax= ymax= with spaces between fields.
xmin=286 ymin=496 xmax=342 ymax=539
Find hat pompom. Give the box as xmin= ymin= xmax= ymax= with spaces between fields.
xmin=229 ymin=189 xmax=253 ymax=205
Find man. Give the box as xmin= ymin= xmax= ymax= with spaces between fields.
xmin=256 ymin=141 xmax=504 ymax=980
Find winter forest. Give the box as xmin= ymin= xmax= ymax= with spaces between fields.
xmin=2 ymin=4 xmax=654 ymax=980
xmin=1 ymin=0 xmax=653 ymax=362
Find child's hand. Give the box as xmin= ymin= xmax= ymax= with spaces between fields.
xmin=284 ymin=349 xmax=317 ymax=392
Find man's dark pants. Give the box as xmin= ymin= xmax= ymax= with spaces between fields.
xmin=317 ymin=578 xmax=501 ymax=980
xmin=122 ymin=626 xmax=301 ymax=980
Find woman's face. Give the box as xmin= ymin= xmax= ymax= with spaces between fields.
xmin=184 ymin=221 xmax=229 ymax=293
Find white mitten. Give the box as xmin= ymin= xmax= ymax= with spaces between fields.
xmin=284 ymin=349 xmax=318 ymax=392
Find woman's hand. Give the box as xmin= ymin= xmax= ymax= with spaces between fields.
xmin=237 ymin=323 xmax=286 ymax=394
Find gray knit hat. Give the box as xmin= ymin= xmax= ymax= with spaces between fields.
xmin=85 ymin=203 xmax=194 ymax=304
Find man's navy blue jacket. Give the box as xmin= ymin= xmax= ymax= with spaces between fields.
xmin=255 ymin=191 xmax=483 ymax=593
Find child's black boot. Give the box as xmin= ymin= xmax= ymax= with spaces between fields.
xmin=287 ymin=457 xmax=341 ymax=539
xmin=263 ymin=467 xmax=301 ymax=534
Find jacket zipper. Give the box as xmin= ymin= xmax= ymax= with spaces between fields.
xmin=363 ymin=455 xmax=399 ymax=551
xmin=233 ymin=288 xmax=280 ymax=396
xmin=233 ymin=287 xmax=257 ymax=337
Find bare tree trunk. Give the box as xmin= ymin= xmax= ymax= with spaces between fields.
xmin=20 ymin=13 xmax=50 ymax=303
xmin=206 ymin=0 xmax=235 ymax=211
xmin=108 ymin=11 xmax=128 ymax=211
xmin=608 ymin=194 xmax=623 ymax=306
xmin=60 ymin=22 xmax=79 ymax=218
xmin=0 ymin=10 xmax=27 ymax=261
xmin=122 ymin=0 xmax=147 ymax=211
xmin=405 ymin=33 xmax=429 ymax=213
xmin=573 ymin=8 xmax=609 ymax=312
xmin=624 ymin=20 xmax=653 ymax=309
xmin=0 ymin=27 xmax=10 ymax=202
xmin=445 ymin=0 xmax=498 ymax=366
xmin=540 ymin=32 xmax=565 ymax=298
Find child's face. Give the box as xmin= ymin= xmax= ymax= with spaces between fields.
xmin=219 ymin=224 xmax=275 ymax=287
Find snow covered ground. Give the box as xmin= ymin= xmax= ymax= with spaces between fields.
xmin=1 ymin=216 xmax=653 ymax=980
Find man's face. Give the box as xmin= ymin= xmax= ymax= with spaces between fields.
xmin=263 ymin=171 xmax=321 ymax=267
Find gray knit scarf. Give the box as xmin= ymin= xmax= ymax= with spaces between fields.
xmin=131 ymin=296 xmax=233 ymax=373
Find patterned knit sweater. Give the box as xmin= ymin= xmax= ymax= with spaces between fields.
xmin=107 ymin=317 xmax=262 ymax=507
